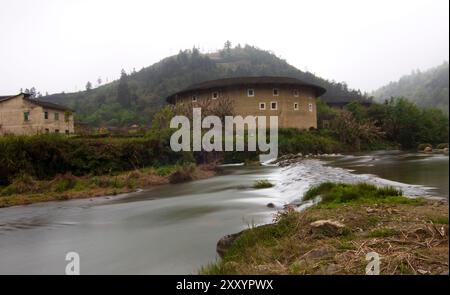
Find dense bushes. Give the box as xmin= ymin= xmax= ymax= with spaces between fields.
xmin=318 ymin=98 xmax=449 ymax=150
xmin=278 ymin=129 xmax=344 ymax=155
xmin=366 ymin=98 xmax=449 ymax=149
xmin=0 ymin=135 xmax=191 ymax=183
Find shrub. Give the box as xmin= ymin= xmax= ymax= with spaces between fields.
xmin=50 ymin=173 xmax=78 ymax=192
xmin=0 ymin=135 xmax=193 ymax=183
xmin=168 ymin=164 xmax=196 ymax=184
xmin=418 ymin=143 xmax=432 ymax=151
xmin=437 ymin=143 xmax=449 ymax=149
xmin=253 ymin=179 xmax=274 ymax=189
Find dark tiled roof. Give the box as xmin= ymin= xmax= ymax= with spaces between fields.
xmin=0 ymin=95 xmax=16 ymax=102
xmin=0 ymin=93 xmax=73 ymax=112
xmin=24 ymin=98 xmax=73 ymax=112
xmin=167 ymin=76 xmax=327 ymax=103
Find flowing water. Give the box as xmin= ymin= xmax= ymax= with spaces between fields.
xmin=0 ymin=151 xmax=448 ymax=274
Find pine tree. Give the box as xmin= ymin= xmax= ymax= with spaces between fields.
xmin=117 ymin=69 xmax=131 ymax=107
xmin=86 ymin=81 xmax=92 ymax=91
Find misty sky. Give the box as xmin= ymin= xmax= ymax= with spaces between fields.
xmin=0 ymin=0 xmax=448 ymax=95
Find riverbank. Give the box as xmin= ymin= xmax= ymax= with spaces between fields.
xmin=0 ymin=164 xmax=216 ymax=208
xmin=202 ymin=183 xmax=449 ymax=275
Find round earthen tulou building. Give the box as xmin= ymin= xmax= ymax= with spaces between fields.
xmin=167 ymin=76 xmax=326 ymax=129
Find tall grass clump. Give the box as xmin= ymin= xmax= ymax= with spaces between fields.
xmin=252 ymin=179 xmax=274 ymax=189
xmin=302 ymin=182 xmax=419 ymax=205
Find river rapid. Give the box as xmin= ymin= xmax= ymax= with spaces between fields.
xmin=0 ymin=150 xmax=447 ymax=274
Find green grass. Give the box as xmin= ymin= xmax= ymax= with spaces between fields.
xmin=303 ymin=182 xmax=422 ymax=206
xmin=252 ymin=179 xmax=274 ymax=189
xmin=368 ymin=228 xmax=399 ymax=238
xmin=427 ymin=215 xmax=449 ymax=224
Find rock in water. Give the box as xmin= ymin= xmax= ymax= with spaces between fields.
xmin=310 ymin=219 xmax=346 ymax=237
xmin=424 ymin=146 xmax=433 ymax=153
xmin=267 ymin=203 xmax=276 ymax=208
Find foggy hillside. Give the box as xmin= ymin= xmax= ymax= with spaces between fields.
xmin=43 ymin=45 xmax=369 ymax=127
xmin=372 ymin=62 xmax=449 ymax=113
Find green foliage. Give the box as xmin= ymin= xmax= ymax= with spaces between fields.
xmin=252 ymin=179 xmax=274 ymax=189
xmin=323 ymin=98 xmax=450 ymax=150
xmin=377 ymin=98 xmax=449 ymax=148
xmin=302 ymin=182 xmax=420 ymax=206
xmin=0 ymin=134 xmax=192 ymax=183
xmin=278 ymin=128 xmax=344 ymax=154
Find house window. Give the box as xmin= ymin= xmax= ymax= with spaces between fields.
xmin=192 ymin=95 xmax=198 ymax=102
xmin=273 ymin=88 xmax=279 ymax=96
xmin=247 ymin=89 xmax=255 ymax=97
xmin=308 ymin=103 xmax=313 ymax=112
xmin=271 ymin=101 xmax=278 ymax=110
xmin=212 ymin=92 xmax=219 ymax=99
xmin=45 ymin=128 xmax=49 ymax=134
xmin=44 ymin=111 xmax=48 ymax=120
xmin=55 ymin=129 xmax=60 ymax=134
xmin=24 ymin=111 xmax=30 ymax=121
xmin=65 ymin=130 xmax=69 ymax=135
xmin=293 ymin=89 xmax=299 ymax=97
xmin=294 ymin=102 xmax=299 ymax=110
xmin=259 ymin=102 xmax=266 ymax=110
xmin=54 ymin=113 xmax=59 ymax=121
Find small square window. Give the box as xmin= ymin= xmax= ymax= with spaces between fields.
xmin=24 ymin=111 xmax=30 ymax=121
xmin=271 ymin=101 xmax=277 ymax=110
xmin=192 ymin=95 xmax=198 ymax=102
xmin=294 ymin=102 xmax=299 ymax=110
xmin=308 ymin=103 xmax=313 ymax=112
xmin=273 ymin=88 xmax=279 ymax=96
xmin=259 ymin=102 xmax=266 ymax=110
xmin=44 ymin=111 xmax=48 ymax=120
xmin=65 ymin=130 xmax=69 ymax=135
xmin=247 ymin=89 xmax=255 ymax=97
xmin=45 ymin=128 xmax=49 ymax=134
xmin=55 ymin=129 xmax=60 ymax=134
xmin=212 ymin=92 xmax=219 ymax=99
xmin=293 ymin=89 xmax=299 ymax=97
xmin=54 ymin=113 xmax=59 ymax=121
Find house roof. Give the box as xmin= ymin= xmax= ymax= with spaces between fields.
xmin=24 ymin=97 xmax=73 ymax=112
xmin=166 ymin=76 xmax=327 ymax=103
xmin=0 ymin=93 xmax=73 ymax=112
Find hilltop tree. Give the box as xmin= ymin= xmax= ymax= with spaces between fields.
xmin=224 ymin=40 xmax=232 ymax=51
xmin=86 ymin=81 xmax=92 ymax=91
xmin=117 ymin=69 xmax=132 ymax=107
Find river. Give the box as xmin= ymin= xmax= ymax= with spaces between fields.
xmin=0 ymin=150 xmax=448 ymax=274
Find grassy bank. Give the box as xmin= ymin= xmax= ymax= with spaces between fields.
xmin=0 ymin=164 xmax=216 ymax=208
xmin=201 ymin=183 xmax=449 ymax=275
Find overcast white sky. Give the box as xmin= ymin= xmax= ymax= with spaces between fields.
xmin=0 ymin=0 xmax=448 ymax=95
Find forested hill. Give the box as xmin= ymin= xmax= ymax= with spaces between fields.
xmin=372 ymin=62 xmax=449 ymax=113
xmin=43 ymin=45 xmax=368 ymax=127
